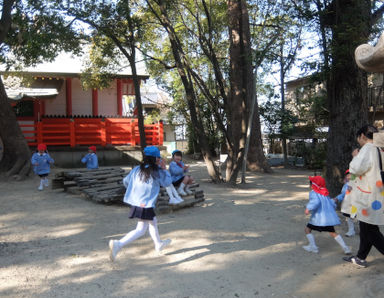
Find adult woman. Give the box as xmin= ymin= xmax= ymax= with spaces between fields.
xmin=342 ymin=125 xmax=384 ymax=267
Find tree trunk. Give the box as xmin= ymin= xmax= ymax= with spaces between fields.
xmin=152 ymin=0 xmax=222 ymax=182
xmin=325 ymin=0 xmax=371 ymax=195
xmin=0 ymin=77 xmax=32 ymax=179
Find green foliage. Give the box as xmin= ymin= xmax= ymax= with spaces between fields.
xmin=2 ymin=0 xmax=84 ymax=69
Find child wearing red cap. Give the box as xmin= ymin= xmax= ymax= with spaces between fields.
xmin=31 ymin=144 xmax=54 ymax=190
xmin=81 ymin=146 xmax=99 ymax=169
xmin=303 ymin=176 xmax=351 ymax=254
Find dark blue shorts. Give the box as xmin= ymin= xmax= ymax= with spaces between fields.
xmin=172 ymin=177 xmax=184 ymax=187
xmin=307 ymin=223 xmax=335 ymax=233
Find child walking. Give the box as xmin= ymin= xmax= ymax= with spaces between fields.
xmin=303 ymin=176 xmax=351 ymax=254
xmin=169 ymin=150 xmax=195 ymax=196
xmin=31 ymin=144 xmax=54 ymax=191
xmin=334 ymin=170 xmax=356 ymax=237
xmin=108 ymin=146 xmax=172 ymax=262
xmin=81 ymin=146 xmax=99 ymax=169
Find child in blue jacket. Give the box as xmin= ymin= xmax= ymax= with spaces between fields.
xmin=334 ymin=169 xmax=355 ymax=237
xmin=81 ymin=146 xmax=99 ymax=169
xmin=31 ymin=144 xmax=54 ymax=191
xmin=108 ymin=146 xmax=172 ymax=262
xmin=303 ymin=176 xmax=351 ymax=254
xmin=169 ymin=150 xmax=195 ymax=196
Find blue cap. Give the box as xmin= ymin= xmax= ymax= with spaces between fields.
xmin=172 ymin=149 xmax=182 ymax=156
xmin=144 ymin=146 xmax=160 ymax=158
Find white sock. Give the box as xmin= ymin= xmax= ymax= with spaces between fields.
xmin=118 ymin=221 xmax=148 ymax=248
xmin=334 ymin=234 xmax=348 ymax=250
xmin=346 ymin=218 xmax=355 ymax=234
xmin=148 ymin=217 xmax=162 ymax=248
xmin=306 ymin=233 xmax=317 ymax=247
xmin=171 ymin=185 xmax=182 ymax=199
xmin=165 ymin=186 xmax=175 ymax=200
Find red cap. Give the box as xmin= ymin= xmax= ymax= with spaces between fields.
xmin=37 ymin=144 xmax=47 ymax=151
xmin=309 ymin=176 xmax=329 ymax=196
xmin=89 ymin=146 xmax=96 ymax=152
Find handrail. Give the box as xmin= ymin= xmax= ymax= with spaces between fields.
xmin=18 ymin=117 xmax=164 ymax=147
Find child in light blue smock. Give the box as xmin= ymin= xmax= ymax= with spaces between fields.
xmin=303 ymin=176 xmax=351 ymax=254
xmin=81 ymin=146 xmax=99 ymax=169
xmin=31 ymin=143 xmax=54 ymax=191
xmin=108 ymin=146 xmax=172 ymax=262
xmin=334 ymin=170 xmax=355 ymax=237
xmin=169 ymin=149 xmax=195 ymax=196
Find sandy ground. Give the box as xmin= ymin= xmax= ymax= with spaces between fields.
xmin=0 ymin=163 xmax=383 ymax=298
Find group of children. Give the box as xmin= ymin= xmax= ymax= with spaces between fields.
xmin=31 ymin=145 xmax=99 ymax=191
xmin=32 ymin=143 xmax=365 ymax=265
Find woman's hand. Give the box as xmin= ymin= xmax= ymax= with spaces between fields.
xmin=352 ymin=148 xmax=360 ymax=157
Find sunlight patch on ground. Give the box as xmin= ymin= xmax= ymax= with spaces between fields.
xmin=45 ymin=224 xmax=89 ymax=238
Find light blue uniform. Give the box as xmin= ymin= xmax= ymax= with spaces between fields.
xmin=81 ymin=153 xmax=99 ymax=169
xmin=335 ymin=183 xmax=348 ymax=203
xmin=123 ymin=166 xmax=172 ymax=208
xmin=31 ymin=152 xmax=54 ymax=175
xmin=307 ymin=190 xmax=341 ymax=226
xmin=169 ymin=160 xmax=187 ymax=182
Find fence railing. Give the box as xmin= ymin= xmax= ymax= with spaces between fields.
xmin=18 ymin=117 xmax=164 ymax=147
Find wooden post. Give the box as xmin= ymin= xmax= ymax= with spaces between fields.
xmin=101 ymin=118 xmax=106 ymax=147
xmin=159 ymin=120 xmax=164 ymax=145
xmin=117 ymin=79 xmax=122 ymax=116
xmin=37 ymin=121 xmax=43 ymax=145
xmin=70 ymin=119 xmax=75 ymax=147
xmin=66 ymin=78 xmax=72 ymax=116
xmin=92 ymin=89 xmax=98 ymax=116
xmin=131 ymin=119 xmax=136 ymax=146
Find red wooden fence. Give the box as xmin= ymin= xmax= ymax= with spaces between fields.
xmin=18 ymin=118 xmax=164 ymax=147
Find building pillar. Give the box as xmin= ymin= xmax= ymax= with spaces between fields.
xmin=66 ymin=78 xmax=72 ymax=116
xmin=117 ymin=79 xmax=122 ymax=116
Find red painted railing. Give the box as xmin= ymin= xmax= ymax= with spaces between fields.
xmin=18 ymin=118 xmax=164 ymax=147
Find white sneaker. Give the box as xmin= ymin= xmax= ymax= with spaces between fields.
xmin=344 ymin=246 xmax=352 ymax=255
xmin=345 ymin=231 xmax=355 ymax=237
xmin=302 ymin=245 xmax=319 ymax=253
xmin=175 ymin=195 xmax=184 ymax=203
xmin=38 ymin=184 xmax=43 ymax=191
xmin=169 ymin=197 xmax=181 ymax=205
xmin=156 ymin=239 xmax=171 ymax=252
xmin=178 ymin=188 xmax=187 ymax=196
xmin=109 ymin=240 xmax=120 ymax=262
xmin=185 ymin=188 xmax=193 ymax=195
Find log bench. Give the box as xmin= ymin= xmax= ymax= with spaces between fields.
xmin=53 ymin=167 xmax=205 ymax=212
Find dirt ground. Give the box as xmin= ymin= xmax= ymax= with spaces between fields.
xmin=0 ymin=163 xmax=383 ymax=298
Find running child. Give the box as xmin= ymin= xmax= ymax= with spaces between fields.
xmin=303 ymin=176 xmax=351 ymax=254
xmin=81 ymin=146 xmax=99 ymax=169
xmin=31 ymin=144 xmax=54 ymax=191
xmin=169 ymin=149 xmax=195 ymax=196
xmin=108 ymin=146 xmax=172 ymax=262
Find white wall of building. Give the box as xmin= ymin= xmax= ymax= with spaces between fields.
xmin=99 ymin=86 xmax=117 ymax=116
xmin=44 ymin=81 xmax=66 ymax=115
xmin=72 ymin=78 xmax=92 ymax=115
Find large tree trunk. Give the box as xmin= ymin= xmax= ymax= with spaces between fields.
xmin=325 ymin=0 xmax=371 ymax=195
xmin=227 ymin=0 xmax=270 ymax=183
xmin=152 ymin=0 xmax=222 ymax=182
xmin=0 ymin=77 xmax=32 ymax=179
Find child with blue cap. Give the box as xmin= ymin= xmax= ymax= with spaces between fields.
xmin=108 ymin=146 xmax=172 ymax=261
